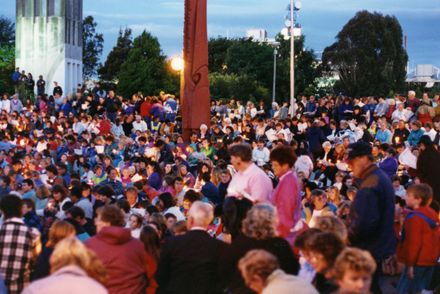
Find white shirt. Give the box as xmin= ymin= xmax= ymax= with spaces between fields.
xmin=1 ymin=99 xmax=11 ymax=113
xmin=392 ymin=109 xmax=412 ymax=122
xmin=131 ymin=228 xmax=141 ymax=239
xmin=425 ymin=129 xmax=437 ymax=142
xmin=252 ymin=147 xmax=270 ymax=166
xmin=294 ymin=155 xmax=314 ymax=178
xmin=164 ymin=206 xmax=186 ymax=222
xmin=263 ymin=269 xmax=318 ymax=294
xmin=309 ymin=209 xmax=326 ymax=228
xmin=132 ymin=120 xmax=148 ymax=133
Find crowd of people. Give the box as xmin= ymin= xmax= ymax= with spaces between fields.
xmin=0 ymin=75 xmax=438 ymax=294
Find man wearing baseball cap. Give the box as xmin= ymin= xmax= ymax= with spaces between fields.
xmin=346 ymin=141 xmax=396 ymax=294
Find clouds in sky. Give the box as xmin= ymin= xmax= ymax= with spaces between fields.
xmin=1 ymin=0 xmax=439 ymax=66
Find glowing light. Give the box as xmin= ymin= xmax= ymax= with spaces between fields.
xmin=171 ymin=56 xmax=184 ymax=72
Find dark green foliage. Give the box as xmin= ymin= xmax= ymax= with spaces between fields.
xmin=209 ymin=72 xmax=269 ymax=102
xmin=321 ymin=10 xmax=408 ymax=96
xmin=275 ymin=34 xmax=318 ymax=98
xmin=0 ymin=16 xmax=14 ymax=46
xmin=99 ymin=28 xmax=133 ymax=81
xmin=117 ymin=31 xmax=177 ymax=98
xmin=207 ymin=36 xmax=318 ymax=103
xmin=83 ymin=16 xmax=104 ymax=78
xmin=0 ymin=45 xmax=15 ymax=94
xmin=0 ymin=16 xmax=15 ymax=94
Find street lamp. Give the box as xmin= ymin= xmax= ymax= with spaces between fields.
xmin=171 ymin=56 xmax=184 ymax=72
xmin=285 ymin=0 xmax=301 ymax=115
xmin=271 ymin=42 xmax=280 ymax=102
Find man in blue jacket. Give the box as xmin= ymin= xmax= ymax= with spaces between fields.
xmin=347 ymin=141 xmax=396 ymax=294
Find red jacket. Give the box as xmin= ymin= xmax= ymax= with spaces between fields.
xmin=145 ymin=252 xmax=158 ymax=294
xmin=86 ymin=226 xmax=147 ymax=294
xmin=397 ymin=206 xmax=440 ymax=266
xmin=98 ymin=120 xmax=112 ymax=136
xmin=140 ymin=101 xmax=152 ymax=118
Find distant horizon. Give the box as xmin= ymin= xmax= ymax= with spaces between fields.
xmin=1 ymin=0 xmax=439 ymax=67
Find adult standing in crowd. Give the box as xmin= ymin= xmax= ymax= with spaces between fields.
xmin=86 ymin=205 xmax=147 ymax=294
xmin=156 ymin=201 xmax=226 ymax=294
xmin=346 ymin=141 xmax=396 ymax=293
xmin=227 ymin=144 xmax=273 ymax=203
xmin=417 ymin=135 xmax=440 ymax=205
xmin=269 ymin=146 xmax=302 ymax=244
xmin=0 ymin=194 xmax=35 ymax=294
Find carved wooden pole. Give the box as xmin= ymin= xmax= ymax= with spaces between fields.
xmin=182 ymin=0 xmax=211 ymax=141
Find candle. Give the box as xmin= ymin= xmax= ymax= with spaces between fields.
xmin=395 ymin=137 xmax=400 ymax=144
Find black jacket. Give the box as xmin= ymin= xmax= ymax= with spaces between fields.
xmin=156 ymin=230 xmax=226 ymax=294
xmin=219 ymin=234 xmax=299 ymax=294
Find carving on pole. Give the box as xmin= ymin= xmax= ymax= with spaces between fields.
xmin=182 ymin=0 xmax=211 ymax=139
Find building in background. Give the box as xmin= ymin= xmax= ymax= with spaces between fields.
xmin=246 ymin=29 xmax=268 ymax=42
xmin=15 ymin=0 xmax=83 ymax=95
xmin=406 ymin=64 xmax=440 ymax=88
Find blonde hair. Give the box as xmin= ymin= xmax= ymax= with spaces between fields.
xmin=36 ymin=184 xmax=51 ymax=199
xmin=50 ymin=237 xmax=107 ymax=285
xmin=334 ymin=247 xmax=376 ymax=280
xmin=46 ymin=220 xmax=76 ymax=248
xmin=242 ymin=204 xmax=277 ymax=240
xmin=238 ymin=250 xmax=279 ymax=283
xmin=314 ymin=216 xmax=348 ymax=243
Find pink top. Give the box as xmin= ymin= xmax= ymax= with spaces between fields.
xmin=270 ymin=170 xmax=302 ymax=239
xmin=227 ymin=163 xmax=273 ymax=203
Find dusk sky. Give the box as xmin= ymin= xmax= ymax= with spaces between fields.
xmin=1 ymin=0 xmax=439 ymax=68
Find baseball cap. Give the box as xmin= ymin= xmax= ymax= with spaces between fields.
xmin=347 ymin=141 xmax=372 ymax=160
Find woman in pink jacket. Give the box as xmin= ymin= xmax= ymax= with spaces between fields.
xmin=269 ymin=146 xmax=302 ymax=246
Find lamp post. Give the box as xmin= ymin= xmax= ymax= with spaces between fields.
xmin=290 ymin=0 xmax=295 ymax=116
xmin=171 ymin=55 xmax=184 ymax=100
xmin=171 ymin=56 xmax=184 ymax=73
xmin=271 ymin=42 xmax=280 ymax=103
xmin=272 ymin=47 xmax=278 ymax=102
xmin=285 ymin=0 xmax=301 ymax=115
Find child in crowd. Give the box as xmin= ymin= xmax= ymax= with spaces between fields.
xmin=333 ymin=247 xmax=376 ymax=294
xmin=392 ymin=175 xmax=406 ymax=199
xmin=397 ymin=184 xmax=440 ymax=294
xmin=304 ymin=189 xmax=335 ymax=227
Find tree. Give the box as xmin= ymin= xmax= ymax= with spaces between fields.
xmin=0 ymin=45 xmax=14 ymax=94
xmin=0 ymin=16 xmax=14 ymax=46
xmin=275 ymin=34 xmax=318 ymax=98
xmin=208 ymin=37 xmax=234 ymax=74
xmin=98 ymin=28 xmax=133 ymax=81
xmin=0 ymin=16 xmax=15 ymax=94
xmin=209 ymin=72 xmax=270 ymax=102
xmin=117 ymin=31 xmax=175 ymax=97
xmin=207 ymin=36 xmax=318 ymax=103
xmin=225 ymin=38 xmax=274 ymax=90
xmin=82 ymin=16 xmax=104 ymax=79
xmin=321 ymin=10 xmax=408 ymax=96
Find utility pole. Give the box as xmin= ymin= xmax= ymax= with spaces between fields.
xmin=272 ymin=47 xmax=278 ymax=102
xmin=289 ymin=0 xmax=295 ymax=116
